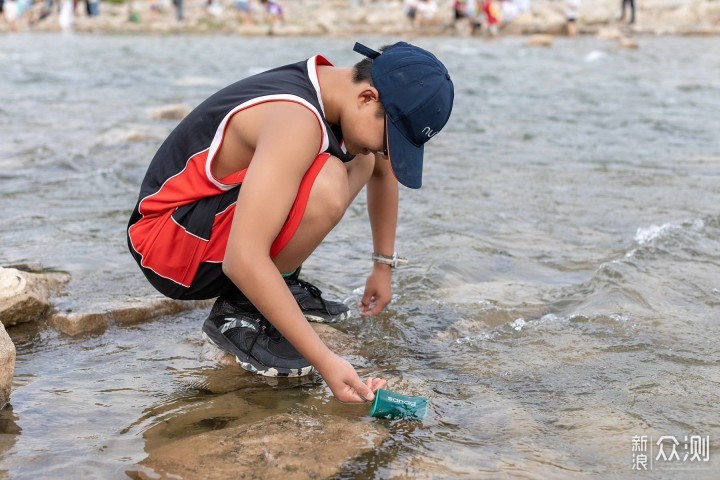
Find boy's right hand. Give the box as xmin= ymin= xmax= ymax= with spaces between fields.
xmin=316 ymin=353 xmax=387 ymax=403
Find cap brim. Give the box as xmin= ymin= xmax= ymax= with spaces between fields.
xmin=386 ymin=116 xmax=424 ymax=189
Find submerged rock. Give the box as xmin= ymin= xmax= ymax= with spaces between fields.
xmin=130 ymin=412 xmax=385 ymax=480
xmin=50 ymin=298 xmax=212 ymax=336
xmin=618 ymin=36 xmax=639 ymax=49
xmin=0 ymin=267 xmax=69 ymax=327
xmin=527 ymin=33 xmax=554 ymax=47
xmin=148 ymin=104 xmax=192 ymax=121
xmin=0 ymin=322 xmax=15 ymax=409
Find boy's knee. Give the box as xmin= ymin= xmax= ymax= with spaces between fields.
xmin=308 ymin=155 xmax=349 ymax=223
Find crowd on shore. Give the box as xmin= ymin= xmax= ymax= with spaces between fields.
xmin=405 ymin=0 xmax=635 ymax=37
xmin=0 ymin=0 xmax=287 ymax=31
xmin=0 ymin=0 xmax=718 ymax=37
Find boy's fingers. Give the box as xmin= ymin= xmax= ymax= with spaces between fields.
xmin=353 ymin=379 xmax=375 ymax=402
xmin=360 ymin=289 xmax=373 ymax=305
xmin=373 ymin=378 xmax=387 ymax=391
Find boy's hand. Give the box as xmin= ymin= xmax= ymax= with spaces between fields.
xmin=317 ymin=353 xmax=387 ymax=403
xmin=359 ymin=265 xmax=392 ymax=316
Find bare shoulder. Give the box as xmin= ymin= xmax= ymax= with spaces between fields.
xmin=215 ymin=101 xmax=324 ymax=179
xmin=255 ymin=101 xmax=324 ymax=149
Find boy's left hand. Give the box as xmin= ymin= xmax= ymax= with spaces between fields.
xmin=359 ymin=266 xmax=392 ymax=316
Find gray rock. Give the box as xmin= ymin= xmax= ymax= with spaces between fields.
xmin=49 ymin=298 xmax=212 ymax=336
xmin=130 ymin=411 xmax=386 ymax=480
xmin=49 ymin=312 xmax=109 ymax=336
xmin=0 ymin=322 xmax=15 ymax=410
xmin=527 ymin=33 xmax=555 ymax=47
xmin=148 ymin=104 xmax=192 ymax=121
xmin=0 ymin=267 xmax=69 ymax=327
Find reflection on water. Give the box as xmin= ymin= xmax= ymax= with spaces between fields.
xmin=1 ymin=34 xmax=720 ymax=478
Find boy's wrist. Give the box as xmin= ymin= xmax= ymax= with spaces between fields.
xmin=372 ymin=252 xmax=408 ymax=269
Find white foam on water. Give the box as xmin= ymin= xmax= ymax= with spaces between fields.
xmin=455 ymin=331 xmax=496 ymax=344
xmin=634 ymin=219 xmax=704 ymax=245
xmin=454 ymin=314 xmax=564 ymax=344
xmin=584 ymin=50 xmax=606 ymax=63
xmin=634 ymin=223 xmax=674 ymax=244
xmin=608 ymin=313 xmax=631 ymax=323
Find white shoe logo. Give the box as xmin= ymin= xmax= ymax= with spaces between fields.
xmin=220 ymin=318 xmax=258 ymax=333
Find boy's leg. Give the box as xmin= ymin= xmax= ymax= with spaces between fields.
xmin=203 ymin=154 xmax=375 ymax=376
xmin=272 ymin=154 xmax=375 ymax=323
xmin=272 ymin=154 xmax=374 ymax=273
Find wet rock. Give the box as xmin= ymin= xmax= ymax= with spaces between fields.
xmin=131 ymin=412 xmax=385 ymax=480
xmin=0 ymin=267 xmax=70 ymax=327
xmin=0 ymin=322 xmax=16 ymax=409
xmin=49 ymin=298 xmax=212 ymax=336
xmin=618 ymin=37 xmax=639 ymax=49
xmin=597 ymin=26 xmax=625 ymax=40
xmin=149 ymin=104 xmax=192 ymax=121
xmin=526 ymin=34 xmax=554 ymax=47
xmin=49 ymin=312 xmax=109 ymax=336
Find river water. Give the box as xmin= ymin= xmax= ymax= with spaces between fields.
xmin=1 ymin=33 xmax=719 ymax=478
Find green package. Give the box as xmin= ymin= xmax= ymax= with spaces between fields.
xmin=368 ymin=388 xmax=428 ymax=420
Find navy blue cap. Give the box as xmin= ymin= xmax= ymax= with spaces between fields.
xmin=353 ymin=41 xmax=454 ymax=189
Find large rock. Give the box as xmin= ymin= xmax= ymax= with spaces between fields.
xmin=0 ymin=322 xmax=15 ymax=410
xmin=0 ymin=267 xmax=69 ymax=327
xmin=49 ymin=298 xmax=213 ymax=336
xmin=148 ymin=104 xmax=192 ymax=121
xmin=130 ymin=412 xmax=386 ymax=480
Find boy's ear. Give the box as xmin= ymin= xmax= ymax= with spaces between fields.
xmin=358 ymin=87 xmax=380 ymax=107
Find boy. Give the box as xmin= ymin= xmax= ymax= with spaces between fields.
xmin=127 ymin=42 xmax=454 ymax=403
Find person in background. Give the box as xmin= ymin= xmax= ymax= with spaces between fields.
xmin=172 ymin=0 xmax=183 ymax=21
xmin=453 ymin=0 xmax=466 ymax=23
xmin=565 ymin=0 xmax=580 ymax=36
xmin=513 ymin=0 xmax=530 ymax=13
xmin=235 ymin=0 xmax=254 ymax=24
xmin=452 ymin=0 xmax=479 ymax=35
xmin=149 ymin=0 xmax=162 ymax=18
xmin=465 ymin=0 xmax=482 ymax=35
xmin=403 ymin=0 xmax=417 ymax=24
xmin=500 ymin=0 xmax=518 ymax=25
xmin=260 ymin=0 xmax=283 ymax=25
xmin=3 ymin=0 xmax=20 ymax=30
xmin=414 ymin=0 xmax=438 ymax=29
xmin=482 ymin=0 xmax=501 ymax=36
xmin=206 ymin=0 xmax=223 ymax=17
xmin=87 ymin=0 xmax=99 ymax=17
xmin=620 ymin=0 xmax=635 ymax=24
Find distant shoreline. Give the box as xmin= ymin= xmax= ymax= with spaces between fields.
xmin=2 ymin=0 xmax=719 ymax=37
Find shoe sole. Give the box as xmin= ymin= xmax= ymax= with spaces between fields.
xmin=201 ymin=318 xmax=314 ymax=378
xmin=303 ymin=310 xmax=349 ymax=324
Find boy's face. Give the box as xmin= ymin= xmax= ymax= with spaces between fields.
xmin=342 ymin=99 xmax=387 ymax=158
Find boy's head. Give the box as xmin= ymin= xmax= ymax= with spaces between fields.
xmin=353 ymin=42 xmax=454 ymax=189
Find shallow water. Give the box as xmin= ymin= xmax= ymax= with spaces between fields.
xmin=1 ymin=33 xmax=720 ymax=478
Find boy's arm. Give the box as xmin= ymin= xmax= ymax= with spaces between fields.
xmin=222 ymin=103 xmax=383 ymax=402
xmin=360 ymin=154 xmax=399 ymax=316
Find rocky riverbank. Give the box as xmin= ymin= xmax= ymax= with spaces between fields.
xmin=3 ymin=0 xmax=720 ymax=36
xmin=0 ymin=262 xmax=401 ymax=478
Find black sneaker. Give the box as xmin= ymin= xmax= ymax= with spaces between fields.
xmin=285 ymin=267 xmax=350 ymax=323
xmin=202 ymin=294 xmax=314 ymax=377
